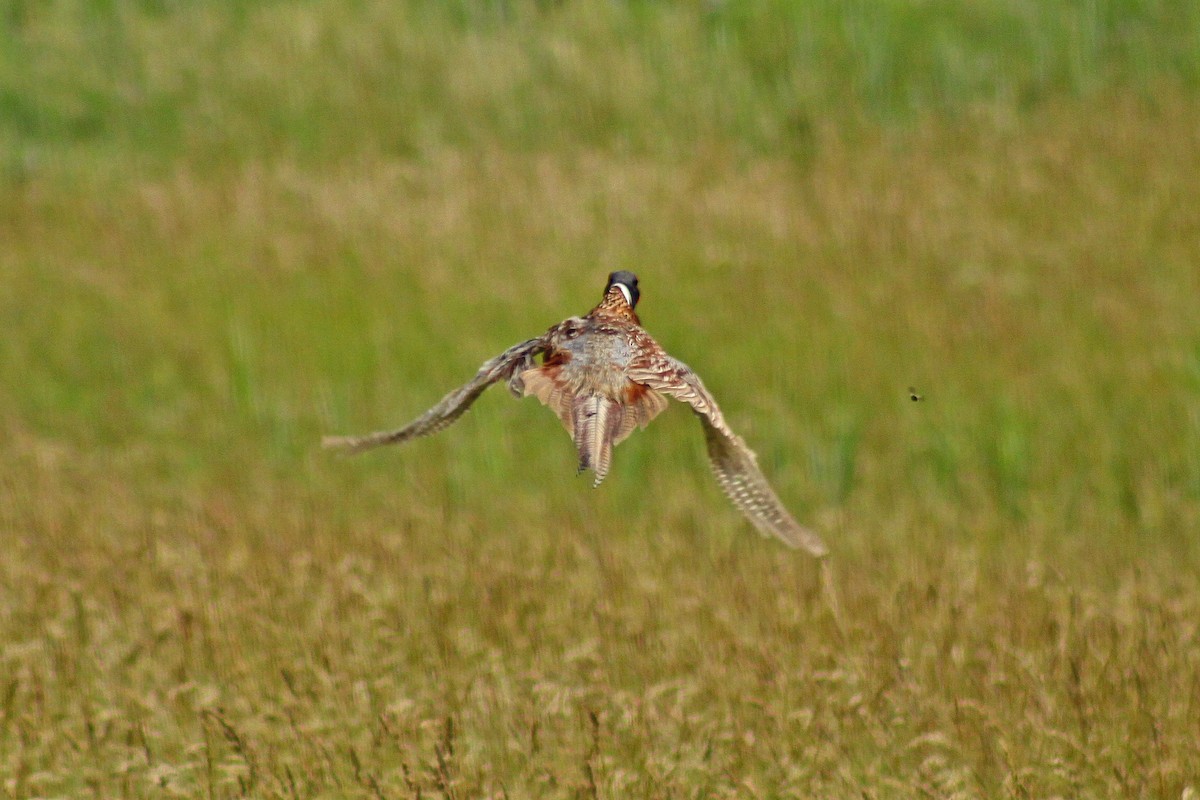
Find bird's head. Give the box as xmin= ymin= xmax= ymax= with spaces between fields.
xmin=605 ymin=271 xmax=640 ymax=308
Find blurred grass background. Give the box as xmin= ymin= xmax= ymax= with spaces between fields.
xmin=2 ymin=0 xmax=1200 ymax=797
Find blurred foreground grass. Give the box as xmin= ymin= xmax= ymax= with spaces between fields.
xmin=2 ymin=1 xmax=1200 ymax=797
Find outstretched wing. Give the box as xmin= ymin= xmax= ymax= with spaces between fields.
xmin=323 ymin=336 xmax=548 ymax=454
xmin=627 ymin=354 xmax=828 ymax=556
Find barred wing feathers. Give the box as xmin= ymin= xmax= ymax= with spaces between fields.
xmin=627 ymin=355 xmax=828 ymax=556
xmin=322 ymin=337 xmax=548 ymax=454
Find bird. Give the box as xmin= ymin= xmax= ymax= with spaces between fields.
xmin=323 ymin=272 xmax=827 ymax=556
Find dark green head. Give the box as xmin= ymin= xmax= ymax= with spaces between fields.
xmin=605 ymin=271 xmax=640 ymax=308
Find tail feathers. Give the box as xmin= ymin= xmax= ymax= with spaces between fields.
xmin=572 ymin=395 xmax=624 ymax=486
xmin=522 ymin=366 xmax=667 ymax=485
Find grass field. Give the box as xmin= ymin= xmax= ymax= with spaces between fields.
xmin=3 ymin=1 xmax=1200 ymax=797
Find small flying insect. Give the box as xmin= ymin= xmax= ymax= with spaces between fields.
xmin=908 ymin=387 xmax=924 ymax=402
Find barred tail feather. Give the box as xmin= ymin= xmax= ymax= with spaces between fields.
xmin=572 ymin=395 xmax=625 ymax=486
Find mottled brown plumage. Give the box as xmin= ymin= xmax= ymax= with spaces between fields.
xmin=323 ymin=272 xmax=827 ymax=556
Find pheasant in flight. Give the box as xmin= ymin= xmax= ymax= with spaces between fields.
xmin=323 ymin=272 xmax=827 ymax=556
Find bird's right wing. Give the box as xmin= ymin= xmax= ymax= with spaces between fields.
xmin=627 ymin=353 xmax=828 ymax=557
xmin=322 ymin=336 xmax=548 ymax=454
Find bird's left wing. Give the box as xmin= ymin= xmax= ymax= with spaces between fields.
xmin=322 ymin=336 xmax=548 ymax=454
xmin=627 ymin=353 xmax=828 ymax=557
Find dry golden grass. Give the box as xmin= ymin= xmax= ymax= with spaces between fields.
xmin=4 ymin=93 xmax=1200 ymax=797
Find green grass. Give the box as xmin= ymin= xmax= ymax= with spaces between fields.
xmin=4 ymin=0 xmax=1200 ymax=164
xmin=3 ymin=2 xmax=1200 ymax=798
